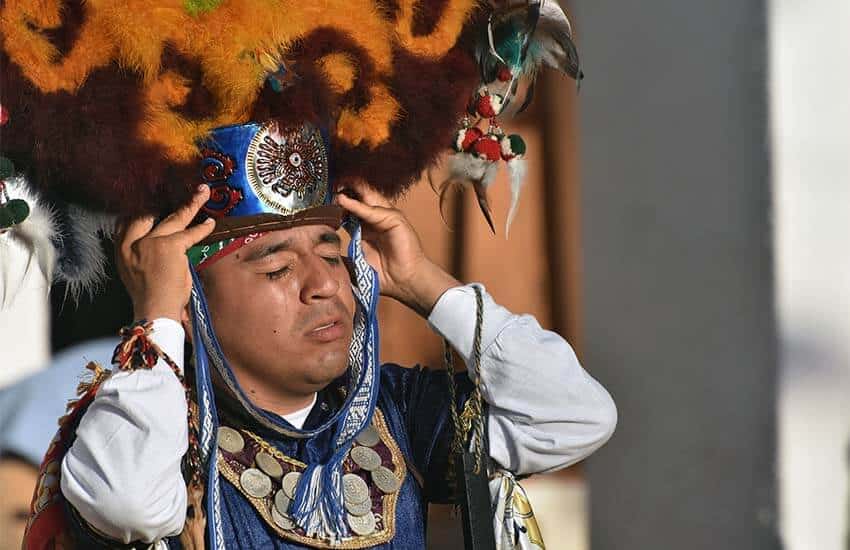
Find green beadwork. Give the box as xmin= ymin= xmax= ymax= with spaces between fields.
xmin=0 ymin=156 xmax=15 ymax=179
xmin=0 ymin=198 xmax=30 ymax=228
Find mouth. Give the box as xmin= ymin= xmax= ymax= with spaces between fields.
xmin=306 ymin=317 xmax=346 ymax=343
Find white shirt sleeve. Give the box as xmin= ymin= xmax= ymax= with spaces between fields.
xmin=428 ymin=284 xmax=617 ymax=475
xmin=60 ymin=318 xmax=189 ymax=544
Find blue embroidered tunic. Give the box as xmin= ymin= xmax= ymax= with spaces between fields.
xmin=67 ymin=364 xmax=471 ymax=549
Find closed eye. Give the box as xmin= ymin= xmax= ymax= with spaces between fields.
xmin=266 ymin=264 xmax=292 ymax=280
xmin=323 ymin=256 xmax=342 ymax=266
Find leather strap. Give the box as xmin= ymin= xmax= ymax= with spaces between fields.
xmin=456 ymin=404 xmax=495 ymax=550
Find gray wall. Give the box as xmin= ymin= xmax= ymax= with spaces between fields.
xmin=574 ymin=1 xmax=781 ymax=548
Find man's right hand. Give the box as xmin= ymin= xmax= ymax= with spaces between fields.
xmin=115 ymin=185 xmax=215 ymax=323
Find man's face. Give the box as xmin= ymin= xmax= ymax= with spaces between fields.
xmin=200 ymin=224 xmax=355 ymax=400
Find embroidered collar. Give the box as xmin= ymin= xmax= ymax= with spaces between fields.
xmin=217 ymin=408 xmax=407 ymax=548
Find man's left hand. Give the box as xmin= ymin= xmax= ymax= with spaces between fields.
xmin=336 ymin=183 xmax=459 ymax=317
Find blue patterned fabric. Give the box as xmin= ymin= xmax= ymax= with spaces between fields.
xmin=197 ymin=121 xmax=333 ymax=219
xmin=169 ymin=364 xmax=472 ymax=549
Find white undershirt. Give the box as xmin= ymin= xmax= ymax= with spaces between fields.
xmin=281 ymin=394 xmax=316 ymax=430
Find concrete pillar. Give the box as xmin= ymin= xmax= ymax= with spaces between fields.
xmin=574 ymin=0 xmax=781 ymax=548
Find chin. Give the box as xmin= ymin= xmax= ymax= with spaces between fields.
xmin=308 ymin=350 xmax=350 ymax=384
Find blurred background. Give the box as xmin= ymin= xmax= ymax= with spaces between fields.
xmin=1 ymin=0 xmax=849 ymax=549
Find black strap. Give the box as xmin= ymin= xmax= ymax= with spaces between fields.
xmin=456 ymin=404 xmax=495 ymax=550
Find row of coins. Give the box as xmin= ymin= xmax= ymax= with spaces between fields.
xmin=221 ymin=422 xmax=402 ymax=537
xmin=220 ymin=426 xmax=301 ymax=530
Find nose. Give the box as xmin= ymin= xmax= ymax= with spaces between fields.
xmin=300 ymin=253 xmax=341 ymax=304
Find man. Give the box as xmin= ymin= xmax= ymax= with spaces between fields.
xmin=48 ymin=125 xmax=616 ymax=548
xmin=5 ymin=2 xmax=607 ymax=546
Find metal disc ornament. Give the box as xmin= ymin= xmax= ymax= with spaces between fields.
xmin=371 ymin=466 xmax=400 ymax=494
xmin=218 ymin=427 xmax=245 ymax=454
xmin=342 ymin=473 xmax=370 ymax=505
xmin=346 ymin=512 xmax=377 ymax=536
xmin=351 ymin=446 xmax=382 ymax=472
xmin=344 ymin=496 xmax=373 ymax=517
xmin=240 ymin=468 xmax=273 ymax=499
xmin=256 ymin=451 xmax=283 ymax=479
xmin=282 ymin=471 xmax=302 ymax=499
xmin=274 ymin=489 xmax=292 ymax=516
xmin=271 ymin=504 xmax=296 ymax=531
xmin=354 ymin=424 xmax=380 ymax=447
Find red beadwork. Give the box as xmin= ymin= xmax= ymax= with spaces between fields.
xmin=475 ymin=94 xmax=499 ymax=118
xmin=472 ymin=136 xmax=502 ymax=162
xmin=497 ymin=66 xmax=513 ymax=82
xmin=459 ymin=127 xmax=484 ymax=152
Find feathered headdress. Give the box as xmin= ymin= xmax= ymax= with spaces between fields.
xmin=0 ymin=0 xmax=581 ymax=293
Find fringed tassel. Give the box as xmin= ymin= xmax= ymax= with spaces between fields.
xmin=61 ymin=361 xmax=113 ymax=426
xmin=74 ymin=361 xmax=111 ymax=397
xmin=289 ymin=458 xmax=349 ymax=543
xmin=112 ymin=321 xmax=162 ymax=371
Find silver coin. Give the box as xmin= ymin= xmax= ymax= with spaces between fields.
xmin=274 ymin=489 xmax=291 ymax=516
xmin=371 ymin=466 xmax=400 ymax=494
xmin=282 ymin=471 xmax=302 ymax=499
xmin=256 ymin=451 xmax=283 ymax=479
xmin=218 ymin=426 xmax=245 ymax=454
xmin=354 ymin=424 xmax=380 ymax=447
xmin=240 ymin=468 xmax=272 ymax=498
xmin=342 ymin=473 xmax=370 ymax=505
xmin=346 ymin=511 xmax=377 ymax=536
xmin=351 ymin=446 xmax=382 ymax=472
xmin=344 ymin=496 xmax=373 ymax=517
xmin=271 ymin=503 xmax=296 ymax=531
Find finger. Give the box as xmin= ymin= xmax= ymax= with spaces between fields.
xmin=120 ymin=216 xmax=156 ymax=256
xmin=150 ymin=184 xmax=210 ymax=237
xmin=340 ymin=180 xmax=393 ymax=209
xmin=336 ymin=193 xmax=398 ymax=229
xmin=170 ymin=218 xmax=216 ymax=249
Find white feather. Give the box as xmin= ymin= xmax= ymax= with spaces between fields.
xmin=540 ymin=0 xmax=573 ymax=38
xmin=528 ymin=0 xmax=581 ymax=78
xmin=0 ymin=177 xmax=57 ymax=308
xmin=55 ymin=205 xmax=117 ymax=303
xmin=448 ymin=153 xmax=500 ymax=188
xmin=505 ymin=158 xmax=528 ymax=237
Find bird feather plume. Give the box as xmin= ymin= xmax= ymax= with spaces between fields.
xmin=0 ymin=177 xmax=57 ymax=308
xmin=505 ymin=158 xmax=528 ymax=237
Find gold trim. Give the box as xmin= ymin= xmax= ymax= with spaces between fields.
xmin=218 ymin=409 xmax=407 ymax=548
